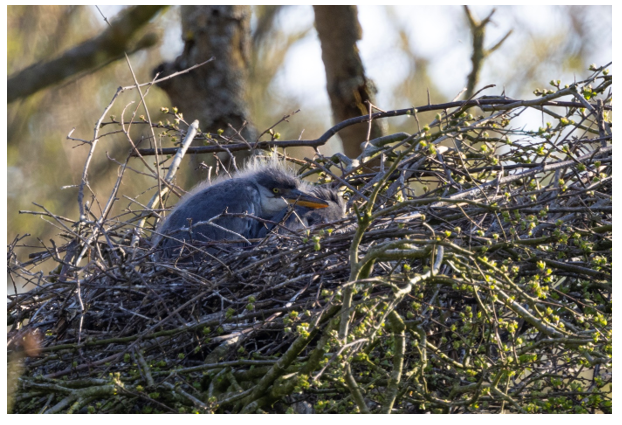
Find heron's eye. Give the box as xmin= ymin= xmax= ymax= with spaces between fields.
xmin=272 ymin=188 xmax=280 ymax=194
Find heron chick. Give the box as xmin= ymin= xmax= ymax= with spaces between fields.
xmin=260 ymin=186 xmax=345 ymax=237
xmin=154 ymin=161 xmax=342 ymax=257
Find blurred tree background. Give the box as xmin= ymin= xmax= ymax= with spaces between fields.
xmin=6 ymin=5 xmax=611 ymax=290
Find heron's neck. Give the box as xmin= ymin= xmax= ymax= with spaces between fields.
xmin=256 ymin=184 xmax=288 ymax=217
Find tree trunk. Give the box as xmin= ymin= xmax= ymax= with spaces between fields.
xmin=313 ymin=5 xmax=384 ymax=159
xmin=155 ymin=5 xmax=256 ymax=176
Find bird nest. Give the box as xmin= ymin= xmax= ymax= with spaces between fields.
xmin=8 ymin=68 xmax=612 ymax=414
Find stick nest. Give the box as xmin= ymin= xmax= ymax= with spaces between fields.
xmin=8 ymin=69 xmax=612 ymax=414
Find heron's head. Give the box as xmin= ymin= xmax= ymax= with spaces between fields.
xmin=253 ymin=165 xmax=329 ymax=215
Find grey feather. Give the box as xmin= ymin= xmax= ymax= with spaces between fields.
xmin=155 ymin=179 xmax=260 ymax=254
xmin=153 ymin=161 xmax=338 ymax=258
xmin=257 ymin=186 xmax=345 ymax=237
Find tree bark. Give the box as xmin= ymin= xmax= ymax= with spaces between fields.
xmin=155 ymin=6 xmax=256 ymax=147
xmin=313 ymin=5 xmax=384 ymax=159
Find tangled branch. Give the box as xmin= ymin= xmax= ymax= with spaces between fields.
xmin=8 ymin=65 xmax=612 ymax=414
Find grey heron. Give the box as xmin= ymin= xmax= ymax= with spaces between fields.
xmin=259 ymin=186 xmax=345 ymax=237
xmin=153 ymin=161 xmax=343 ymax=257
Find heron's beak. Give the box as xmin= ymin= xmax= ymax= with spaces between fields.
xmin=285 ymin=189 xmax=329 ymax=209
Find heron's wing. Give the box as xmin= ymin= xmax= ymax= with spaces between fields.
xmin=158 ymin=179 xmax=261 ymax=251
